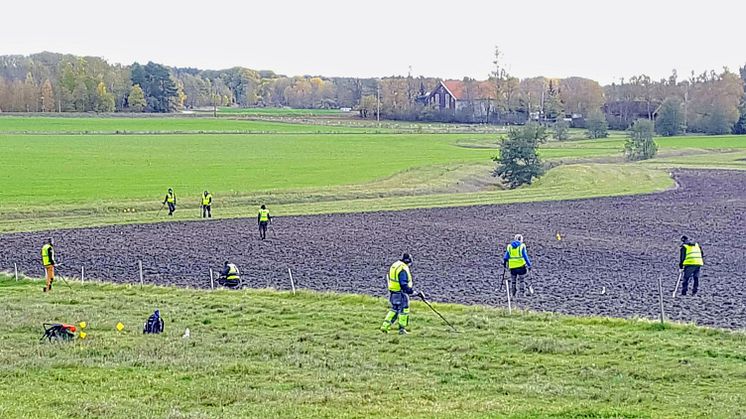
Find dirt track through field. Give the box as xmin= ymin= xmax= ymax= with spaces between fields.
xmin=2 ymin=170 xmax=745 ymax=329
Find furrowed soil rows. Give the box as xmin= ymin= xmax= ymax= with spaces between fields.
xmin=2 ymin=170 xmax=744 ymax=329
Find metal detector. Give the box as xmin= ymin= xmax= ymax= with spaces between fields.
xmin=672 ymin=269 xmax=684 ymax=298
xmin=417 ymin=292 xmax=458 ymax=333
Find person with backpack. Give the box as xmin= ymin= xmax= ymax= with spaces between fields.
xmin=143 ymin=309 xmax=164 ymax=334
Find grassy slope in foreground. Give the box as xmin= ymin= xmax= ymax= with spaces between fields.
xmin=1 ymin=277 xmax=745 ymax=418
xmin=0 ymin=164 xmax=674 ymax=233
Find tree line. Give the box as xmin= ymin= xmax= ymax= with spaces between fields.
xmin=1 ymin=51 xmax=744 ymax=135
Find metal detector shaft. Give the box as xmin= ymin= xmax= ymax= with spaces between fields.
xmin=418 ymin=293 xmax=457 ymax=332
xmin=672 ymin=269 xmax=684 ymax=298
xmin=525 ymin=270 xmax=535 ymax=295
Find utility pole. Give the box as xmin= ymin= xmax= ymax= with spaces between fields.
xmin=376 ymin=80 xmax=381 ymax=126
xmin=213 ymin=84 xmax=217 ymax=118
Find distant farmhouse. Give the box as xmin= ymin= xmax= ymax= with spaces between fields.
xmin=422 ymin=80 xmax=495 ymax=121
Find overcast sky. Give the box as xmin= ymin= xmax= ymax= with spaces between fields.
xmin=2 ymin=0 xmax=743 ymax=84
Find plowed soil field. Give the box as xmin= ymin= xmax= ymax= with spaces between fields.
xmin=3 ymin=170 xmax=744 ymax=329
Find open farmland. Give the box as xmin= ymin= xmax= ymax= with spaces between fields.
xmin=1 ymin=116 xmax=745 ymax=233
xmin=3 ymin=170 xmax=745 ymax=329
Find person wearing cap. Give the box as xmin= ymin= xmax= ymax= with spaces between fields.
xmin=679 ymin=235 xmax=704 ymax=296
xmin=41 ymin=237 xmax=56 ymax=292
xmin=503 ymin=234 xmax=532 ymax=297
xmin=381 ymin=253 xmax=415 ymax=335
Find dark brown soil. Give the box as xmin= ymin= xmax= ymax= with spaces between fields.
xmin=2 ymin=170 xmax=745 ymax=329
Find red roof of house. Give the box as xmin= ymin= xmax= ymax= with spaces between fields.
xmin=442 ymin=80 xmax=494 ymax=101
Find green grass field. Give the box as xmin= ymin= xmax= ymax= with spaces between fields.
xmin=1 ymin=277 xmax=745 ymax=418
xmin=1 ymin=116 xmax=745 ymax=233
xmin=214 ymin=107 xmax=343 ymax=117
xmin=0 ymin=116 xmax=376 ymax=134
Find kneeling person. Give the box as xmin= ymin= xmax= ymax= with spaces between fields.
xmin=218 ymin=261 xmax=242 ymax=289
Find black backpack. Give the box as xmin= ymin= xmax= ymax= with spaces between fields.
xmin=41 ymin=323 xmax=76 ymax=342
xmin=143 ymin=310 xmax=164 ymax=334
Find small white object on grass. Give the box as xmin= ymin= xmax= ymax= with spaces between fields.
xmin=182 ymin=328 xmax=190 ymax=339
xmin=601 ymin=286 xmax=606 ymax=295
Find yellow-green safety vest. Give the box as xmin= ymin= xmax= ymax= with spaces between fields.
xmin=506 ymin=243 xmax=527 ymax=269
xmin=202 ymin=194 xmax=212 ymax=206
xmin=388 ymin=260 xmax=412 ymax=292
xmin=226 ymin=264 xmax=240 ymax=280
xmin=167 ymin=192 xmax=175 ymax=203
xmin=41 ymin=244 xmax=53 ymax=266
xmin=682 ymin=243 xmax=704 ymax=266
xmin=259 ymin=209 xmax=270 ymax=222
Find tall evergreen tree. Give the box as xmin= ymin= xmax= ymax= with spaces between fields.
xmin=131 ymin=62 xmax=178 ymax=112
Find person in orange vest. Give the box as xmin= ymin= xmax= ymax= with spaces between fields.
xmin=41 ymin=238 xmax=56 ymax=292
xmin=679 ymin=235 xmax=704 ymax=296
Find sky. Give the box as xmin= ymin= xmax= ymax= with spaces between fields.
xmin=2 ymin=0 xmax=743 ymax=84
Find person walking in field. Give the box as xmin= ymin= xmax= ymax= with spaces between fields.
xmin=201 ymin=190 xmax=212 ymax=218
xmin=41 ymin=238 xmax=56 ymax=292
xmin=679 ymin=235 xmax=704 ymax=296
xmin=503 ymin=234 xmax=532 ymax=297
xmin=163 ymin=188 xmax=176 ymax=216
xmin=258 ymin=204 xmax=271 ymax=240
xmin=217 ymin=261 xmax=241 ymax=289
xmin=381 ymin=253 xmax=415 ymax=335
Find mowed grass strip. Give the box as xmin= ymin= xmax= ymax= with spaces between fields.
xmin=0 ymin=116 xmax=379 ymax=134
xmin=0 ymin=164 xmax=674 ymax=233
xmin=0 ymin=277 xmax=744 ymax=418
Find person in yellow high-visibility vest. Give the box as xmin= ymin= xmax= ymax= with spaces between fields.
xmin=163 ymin=188 xmax=176 ymax=216
xmin=258 ymin=205 xmax=271 ymax=240
xmin=679 ymin=235 xmax=704 ymax=296
xmin=502 ymin=234 xmax=532 ymax=297
xmin=41 ymin=238 xmax=56 ymax=292
xmin=381 ymin=253 xmax=416 ymax=335
xmin=218 ymin=261 xmax=241 ymax=289
xmin=201 ymin=190 xmax=212 ymax=218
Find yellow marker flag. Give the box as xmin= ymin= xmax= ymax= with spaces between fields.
xmin=116 ymin=322 xmax=124 ymax=332
xmin=79 ymin=331 xmax=87 ymax=340
xmin=79 ymin=321 xmax=87 ymax=329
xmin=556 ymin=232 xmax=562 ymax=241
